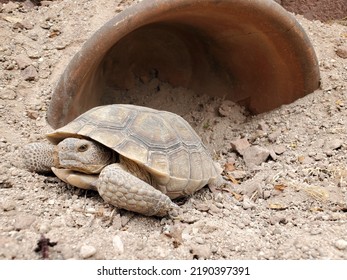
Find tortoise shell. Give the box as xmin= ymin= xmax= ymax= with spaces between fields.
xmin=46 ymin=104 xmax=221 ymax=198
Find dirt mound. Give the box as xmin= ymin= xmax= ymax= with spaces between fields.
xmin=280 ymin=0 xmax=347 ymax=21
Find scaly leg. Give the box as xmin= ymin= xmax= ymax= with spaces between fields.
xmin=98 ymin=163 xmax=179 ymax=217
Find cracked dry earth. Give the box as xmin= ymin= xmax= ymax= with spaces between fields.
xmin=0 ymin=0 xmax=347 ymax=260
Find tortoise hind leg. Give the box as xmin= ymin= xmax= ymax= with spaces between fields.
xmin=98 ymin=163 xmax=179 ymax=217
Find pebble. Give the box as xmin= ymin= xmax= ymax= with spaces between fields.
xmin=38 ymin=223 xmax=51 ymax=234
xmin=194 ymin=237 xmax=204 ymax=244
xmin=20 ymin=19 xmax=34 ymax=30
xmin=273 ymin=145 xmax=286 ymax=155
xmin=268 ymin=129 xmax=281 ymax=142
xmin=112 ymin=235 xmax=124 ymax=255
xmin=218 ymin=100 xmax=238 ymax=117
xmin=209 ymin=204 xmax=222 ymax=214
xmin=14 ymin=214 xmax=36 ymax=230
xmin=21 ymin=65 xmax=38 ymax=81
xmin=269 ymin=214 xmax=287 ymax=225
xmin=80 ymin=245 xmax=97 ymax=259
xmin=190 ymin=244 xmax=212 ymax=259
xmin=334 ymin=239 xmax=347 ymax=251
xmin=242 ymin=196 xmax=256 ymax=210
xmin=230 ymin=138 xmax=250 ymax=155
xmin=47 ymin=199 xmax=55 ymax=205
xmin=1 ymin=200 xmax=16 ymax=211
xmin=15 ymin=54 xmax=32 ymax=70
xmin=1 ymin=90 xmax=17 ymax=100
xmin=2 ymin=1 xmax=19 ymax=13
xmin=324 ymin=138 xmax=343 ymax=150
xmin=242 ymin=146 xmax=270 ymax=167
xmin=195 ymin=202 xmax=210 ymax=212
xmin=335 ymin=47 xmax=347 ymax=59
xmin=263 ymin=190 xmax=271 ymax=199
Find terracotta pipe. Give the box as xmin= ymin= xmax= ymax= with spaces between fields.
xmin=47 ymin=0 xmax=320 ymax=128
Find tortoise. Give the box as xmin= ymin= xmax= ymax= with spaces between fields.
xmin=23 ymin=104 xmax=223 ymax=217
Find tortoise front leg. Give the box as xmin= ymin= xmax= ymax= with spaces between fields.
xmin=98 ymin=163 xmax=179 ymax=217
xmin=23 ymin=143 xmax=55 ymax=173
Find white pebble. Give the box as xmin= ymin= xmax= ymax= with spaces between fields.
xmin=48 ymin=199 xmax=55 ymax=205
xmin=334 ymin=239 xmax=347 ymax=251
xmin=112 ymin=235 xmax=124 ymax=254
xmin=80 ymin=245 xmax=97 ymax=259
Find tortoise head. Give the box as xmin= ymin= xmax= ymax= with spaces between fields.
xmin=55 ymin=138 xmax=114 ymax=174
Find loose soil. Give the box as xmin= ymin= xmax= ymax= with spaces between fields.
xmin=0 ymin=0 xmax=346 ymax=260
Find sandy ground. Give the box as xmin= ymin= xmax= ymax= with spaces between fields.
xmin=0 ymin=0 xmax=347 ymax=260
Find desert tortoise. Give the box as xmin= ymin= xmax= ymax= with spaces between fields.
xmin=23 ymin=104 xmax=223 ymax=217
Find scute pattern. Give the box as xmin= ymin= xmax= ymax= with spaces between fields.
xmin=47 ymin=104 xmax=220 ymax=197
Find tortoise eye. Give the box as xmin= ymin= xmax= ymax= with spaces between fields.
xmin=78 ymin=144 xmax=89 ymax=152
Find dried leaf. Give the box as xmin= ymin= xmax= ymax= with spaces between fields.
xmin=268 ymin=203 xmax=288 ymax=210
xmin=298 ymin=155 xmax=305 ymax=163
xmin=335 ymin=99 xmax=344 ymax=106
xmin=224 ymin=162 xmax=236 ymax=172
xmin=304 ymin=186 xmax=329 ymax=201
xmin=49 ymin=30 xmax=61 ymax=38
xmin=226 ymin=174 xmax=239 ymax=184
xmin=227 ymin=190 xmax=242 ymax=201
xmin=274 ymin=184 xmax=287 ymax=191
xmin=2 ymin=16 xmax=22 ymax=23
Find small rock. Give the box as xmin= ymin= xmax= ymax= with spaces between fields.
xmin=26 ymin=110 xmax=39 ymax=120
xmin=51 ymin=217 xmax=64 ymax=228
xmin=324 ymin=138 xmax=343 ymax=150
xmin=273 ymin=145 xmax=286 ymax=155
xmin=1 ymin=200 xmax=16 ymax=211
xmin=268 ymin=129 xmax=281 ymax=142
xmin=20 ymin=19 xmax=34 ymax=30
xmin=80 ymin=245 xmax=97 ymax=259
xmin=310 ymin=227 xmax=322 ymax=235
xmin=242 ymin=196 xmax=256 ymax=210
xmin=181 ymin=214 xmax=200 ymax=224
xmin=27 ymin=48 xmax=41 ymax=59
xmin=230 ymin=138 xmax=250 ymax=155
xmin=334 ymin=239 xmax=347 ymax=250
xmin=1 ymin=90 xmax=17 ymax=100
xmin=269 ymin=149 xmax=277 ymax=161
xmin=243 ymin=146 xmax=270 ymax=167
xmin=336 ymin=47 xmax=347 ymax=59
xmin=112 ymin=235 xmax=124 ymax=255
xmin=190 ymin=244 xmax=212 ymax=259
xmin=21 ymin=65 xmax=38 ymax=81
xmin=236 ymin=178 xmax=263 ymax=198
xmin=209 ymin=204 xmax=222 ymax=214
xmin=195 ymin=202 xmax=210 ymax=212
xmin=218 ymin=100 xmax=238 ymax=117
xmin=47 ymin=199 xmax=55 ymax=205
xmin=269 ymin=214 xmax=287 ymax=225
xmin=263 ymin=190 xmax=271 ymax=199
xmin=257 ymin=120 xmax=269 ymax=132
xmin=38 ymin=223 xmax=51 ymax=234
xmin=2 ymin=2 xmax=19 ymax=13
xmin=15 ymin=54 xmax=32 ymax=70
xmin=14 ymin=214 xmax=36 ymax=230
xmin=194 ymin=237 xmax=204 ymax=244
